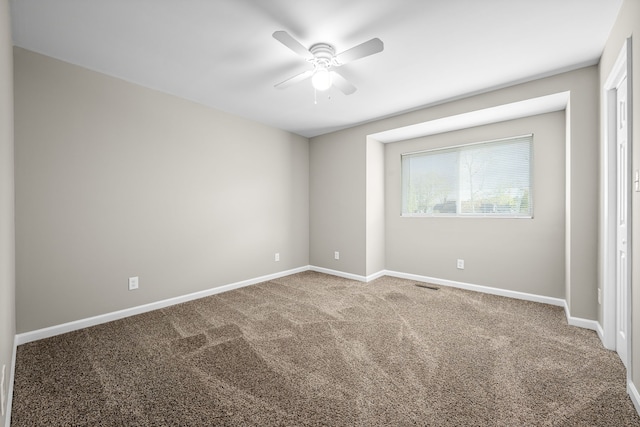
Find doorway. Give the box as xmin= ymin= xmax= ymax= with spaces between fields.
xmin=603 ymin=37 xmax=632 ymax=372
xmin=616 ymin=74 xmax=629 ymax=367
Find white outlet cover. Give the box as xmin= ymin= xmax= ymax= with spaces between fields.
xmin=275 ymin=253 xmax=280 ymax=262
xmin=128 ymin=276 xmax=139 ymax=290
xmin=334 ymin=251 xmax=340 ymax=260
xmin=457 ymin=259 xmax=465 ymax=269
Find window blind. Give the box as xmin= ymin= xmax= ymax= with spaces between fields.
xmin=401 ymin=134 xmax=533 ymax=217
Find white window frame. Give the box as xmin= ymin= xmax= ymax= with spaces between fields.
xmin=401 ymin=134 xmax=533 ymax=218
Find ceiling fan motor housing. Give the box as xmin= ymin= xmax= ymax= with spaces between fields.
xmin=309 ymin=43 xmax=337 ymax=69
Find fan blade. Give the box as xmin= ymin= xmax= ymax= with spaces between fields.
xmin=334 ymin=38 xmax=384 ymax=65
xmin=274 ymin=69 xmax=314 ymax=89
xmin=273 ymin=31 xmax=314 ymax=60
xmin=330 ymin=71 xmax=357 ymax=95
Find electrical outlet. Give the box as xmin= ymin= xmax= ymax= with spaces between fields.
xmin=1 ymin=364 xmax=6 ymax=416
xmin=274 ymin=253 xmax=280 ymax=262
xmin=128 ymin=276 xmax=139 ymax=291
xmin=457 ymin=259 xmax=465 ymax=270
xmin=334 ymin=251 xmax=340 ymax=260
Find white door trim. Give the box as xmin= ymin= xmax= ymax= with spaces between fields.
xmin=602 ymin=37 xmax=633 ymax=370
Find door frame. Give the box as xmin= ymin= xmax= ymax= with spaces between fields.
xmin=603 ymin=37 xmax=633 ymax=375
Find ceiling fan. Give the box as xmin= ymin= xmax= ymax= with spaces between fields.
xmin=272 ymin=30 xmax=384 ymax=95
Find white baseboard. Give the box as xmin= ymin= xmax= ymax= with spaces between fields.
xmin=308 ymin=266 xmax=386 ymax=283
xmin=629 ymin=379 xmax=640 ymax=416
xmin=310 ymin=267 xmax=600 ymax=332
xmin=384 ymin=270 xmax=601 ymax=331
xmin=596 ymin=322 xmax=604 ymax=341
xmin=365 ymin=270 xmax=387 ymax=282
xmin=384 ymin=269 xmax=566 ymax=307
xmin=4 ymin=336 xmax=16 ymax=427
xmin=13 ymin=265 xmax=600 ymax=346
xmin=15 ymin=266 xmax=310 ymax=346
xmin=596 ymin=322 xmax=612 ymax=348
xmin=562 ymin=301 xmax=599 ymax=331
xmin=308 ymin=266 xmax=368 ymax=282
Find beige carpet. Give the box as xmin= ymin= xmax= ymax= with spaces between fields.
xmin=11 ymin=271 xmax=640 ymax=426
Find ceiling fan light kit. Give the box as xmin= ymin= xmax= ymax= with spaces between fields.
xmin=311 ymin=67 xmax=332 ymax=91
xmin=273 ymin=30 xmax=384 ymax=96
xmin=309 ymin=43 xmax=335 ymax=91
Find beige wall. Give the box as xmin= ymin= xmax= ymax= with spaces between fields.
xmin=0 ymin=0 xmax=14 ymax=425
xmin=599 ymin=0 xmax=640 ymax=396
xmin=310 ymin=66 xmax=598 ymax=319
xmin=385 ymin=112 xmax=565 ymax=297
xmin=14 ymin=48 xmax=310 ymax=333
xmin=310 ymin=127 xmax=367 ymax=275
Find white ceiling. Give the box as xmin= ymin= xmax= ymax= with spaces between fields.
xmin=10 ymin=0 xmax=623 ymax=138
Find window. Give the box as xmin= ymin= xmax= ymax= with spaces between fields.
xmin=401 ymin=134 xmax=532 ymax=217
